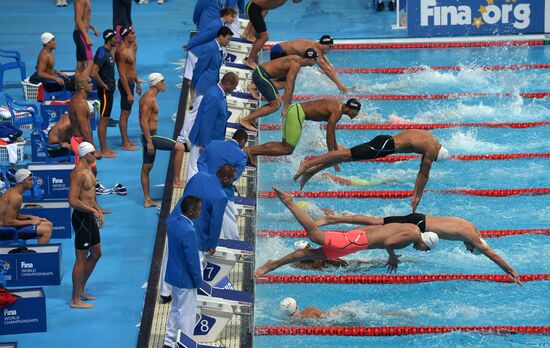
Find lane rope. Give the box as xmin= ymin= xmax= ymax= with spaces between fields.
xmin=335 ymin=63 xmax=550 ymax=74
xmin=264 ymin=40 xmax=545 ymax=50
xmin=258 ymin=188 xmax=550 ymax=199
xmin=255 ymin=325 xmax=550 ymax=336
xmin=293 ymin=92 xmax=550 ymax=101
xmin=255 ymin=273 xmax=550 ymax=285
xmin=260 ymin=121 xmax=550 ymax=131
xmin=256 ymin=228 xmax=550 ymax=239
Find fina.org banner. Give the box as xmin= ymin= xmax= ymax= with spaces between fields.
xmin=408 ymin=0 xmax=546 ymax=37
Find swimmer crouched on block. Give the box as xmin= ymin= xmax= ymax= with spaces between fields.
xmin=255 ymin=187 xmax=438 ymax=277
xmin=316 ymin=213 xmax=523 ymax=285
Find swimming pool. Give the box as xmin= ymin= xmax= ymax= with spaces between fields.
xmin=253 ymin=43 xmax=550 ymax=347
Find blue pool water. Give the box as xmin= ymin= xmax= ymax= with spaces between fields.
xmin=254 ymin=45 xmax=550 ymax=347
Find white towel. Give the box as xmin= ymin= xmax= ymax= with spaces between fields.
xmin=6 ymin=143 xmax=18 ymax=163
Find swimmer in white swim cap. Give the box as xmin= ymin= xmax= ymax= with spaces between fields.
xmin=279 ymin=297 xmax=327 ymax=319
xmin=314 ymin=212 xmax=522 ymax=286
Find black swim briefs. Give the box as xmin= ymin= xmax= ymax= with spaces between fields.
xmin=246 ymin=2 xmax=267 ymax=33
xmin=252 ymin=66 xmax=278 ymax=102
xmin=350 ymin=135 xmax=395 ymax=160
xmin=72 ymin=209 xmax=101 ymax=250
xmin=383 ymin=213 xmax=427 ymax=232
xmin=141 ymin=130 xmax=177 ymax=164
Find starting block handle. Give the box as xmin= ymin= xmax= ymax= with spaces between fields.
xmin=217 ymin=238 xmax=254 ymax=252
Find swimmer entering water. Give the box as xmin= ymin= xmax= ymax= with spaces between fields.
xmin=292 ymin=240 xmax=349 ymax=270
xmin=255 ymin=187 xmax=438 ymax=277
xmin=316 ymin=213 xmax=522 ymax=285
xmin=319 ymin=173 xmax=387 ymax=187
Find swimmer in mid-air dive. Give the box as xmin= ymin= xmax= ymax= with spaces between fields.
xmin=255 ymin=187 xmax=439 ymax=277
xmin=244 ymin=98 xmax=361 ymax=165
xmin=315 ymin=213 xmax=523 ymax=285
xmin=294 ymin=129 xmax=449 ymax=212
xmin=292 ymin=240 xmax=349 ymax=270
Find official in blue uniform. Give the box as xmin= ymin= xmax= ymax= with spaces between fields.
xmin=160 ymin=164 xmax=236 ymax=299
xmin=163 ymin=196 xmax=202 ymax=347
xmin=198 ymin=130 xmax=248 ymax=240
xmin=179 ymin=27 xmax=234 ymax=146
xmin=186 ymin=72 xmax=239 ymax=180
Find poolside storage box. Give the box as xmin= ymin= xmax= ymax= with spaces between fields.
xmin=0 ymin=288 xmax=47 ymax=335
xmin=26 ymin=163 xmax=74 ymax=200
xmin=0 ymin=244 xmax=62 ymax=287
xmin=20 ymin=201 xmax=72 ymax=239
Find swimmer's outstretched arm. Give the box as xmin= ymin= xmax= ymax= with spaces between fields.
xmin=476 ymin=242 xmax=522 ymax=286
xmin=315 ymin=214 xmax=383 ymax=227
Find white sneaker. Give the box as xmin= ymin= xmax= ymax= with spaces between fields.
xmin=138 ymin=0 xmax=149 ymax=4
xmin=62 ymin=0 xmax=68 ymax=6
xmin=56 ymin=0 xmax=63 ymax=6
xmin=158 ymin=0 xmax=164 ymax=4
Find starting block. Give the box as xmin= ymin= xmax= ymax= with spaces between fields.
xmin=225 ymin=122 xmax=257 ymax=145
xmin=0 ymin=288 xmax=47 ymax=335
xmin=226 ymin=92 xmax=259 ymax=124
xmin=225 ymin=38 xmax=252 ymax=64
xmin=235 ymin=197 xmax=256 ymax=218
xmin=177 ymin=331 xmax=221 ymax=348
xmin=194 ymin=281 xmax=252 ymax=343
xmin=203 ymin=239 xmax=254 ymax=287
xmin=220 ymin=62 xmax=253 ymax=93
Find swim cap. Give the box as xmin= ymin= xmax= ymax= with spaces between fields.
xmin=303 ymin=48 xmax=319 ymax=59
xmin=296 ymin=201 xmax=311 ymax=210
xmin=346 ymin=98 xmax=361 ymax=111
xmin=78 ymin=142 xmax=95 ymax=157
xmin=103 ymin=29 xmax=116 ymax=42
xmin=294 ymin=240 xmax=311 ymax=250
xmin=279 ymin=297 xmax=297 ymax=316
xmin=15 ymin=169 xmax=32 ymax=184
xmin=421 ymin=231 xmax=439 ymax=250
xmin=472 ymin=238 xmax=489 ymax=255
xmin=436 ymin=146 xmax=449 ymax=161
xmin=41 ymin=32 xmax=55 ymax=44
xmin=319 ymin=35 xmax=334 ymax=45
xmin=120 ymin=27 xmax=132 ymax=39
xmin=148 ymin=72 xmax=164 ymax=86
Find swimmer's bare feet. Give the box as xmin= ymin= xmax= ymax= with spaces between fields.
xmin=80 ymin=291 xmax=96 ymax=301
xmin=70 ymin=300 xmax=95 ymax=309
xmin=173 ymin=180 xmax=185 ymax=189
xmin=255 ymin=259 xmax=276 ymax=277
xmin=102 ymin=149 xmax=117 ymax=158
xmin=272 ymin=186 xmax=293 ymax=205
xmin=314 ymin=216 xmax=335 ymax=227
xmin=121 ymin=144 xmax=139 ymax=151
xmin=244 ymin=57 xmax=257 ymax=70
xmin=247 ymin=84 xmax=260 ymax=100
xmin=293 ymin=159 xmax=309 ymax=181
xmin=243 ymin=147 xmax=257 ymax=165
xmin=299 ymin=172 xmax=313 ymax=191
xmin=144 ymin=199 xmax=159 ymax=208
xmin=129 ymin=141 xmax=139 ymax=146
xmin=239 ymin=118 xmax=258 ymax=132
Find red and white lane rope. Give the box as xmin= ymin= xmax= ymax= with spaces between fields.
xmin=335 ymin=63 xmax=550 ymax=74
xmin=258 ymin=188 xmax=550 ymax=199
xmin=264 ymin=40 xmax=545 ymax=51
xmin=255 ymin=273 xmax=550 ymax=285
xmin=256 ymin=228 xmax=550 ymax=239
xmin=260 ymin=121 xmax=550 ymax=131
xmin=255 ymin=325 xmax=550 ymax=336
xmin=292 ymin=92 xmax=550 ymax=101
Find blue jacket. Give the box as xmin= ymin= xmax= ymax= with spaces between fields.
xmin=164 ymin=213 xmax=203 ymax=289
xmin=171 ymin=172 xmax=228 ymax=251
xmin=193 ymin=0 xmax=222 ymax=31
xmin=191 ymin=40 xmax=223 ymax=95
xmin=198 ymin=139 xmax=247 ymax=201
xmin=188 ymin=18 xmax=224 ymax=51
xmin=188 ymin=84 xmax=228 ymax=147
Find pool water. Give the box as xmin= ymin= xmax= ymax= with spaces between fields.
xmin=254 ymin=45 xmax=550 ymax=347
